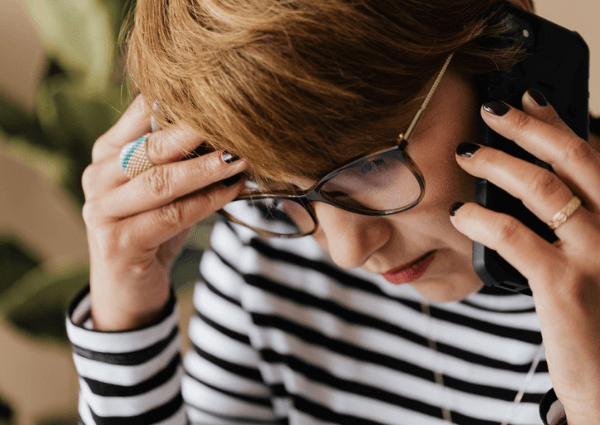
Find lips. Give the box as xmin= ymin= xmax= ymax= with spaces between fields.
xmin=381 ymin=251 xmax=436 ymax=285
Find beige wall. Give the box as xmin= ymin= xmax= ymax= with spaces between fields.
xmin=535 ymin=0 xmax=600 ymax=115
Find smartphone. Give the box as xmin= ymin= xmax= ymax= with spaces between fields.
xmin=472 ymin=3 xmax=589 ymax=296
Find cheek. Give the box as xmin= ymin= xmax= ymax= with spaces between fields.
xmin=416 ymin=139 xmax=478 ymax=214
xmin=413 ymin=103 xmax=480 ymax=209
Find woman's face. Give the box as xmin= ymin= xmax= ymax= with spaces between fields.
xmin=304 ymin=70 xmax=483 ymax=302
xmin=295 ymin=0 xmax=534 ymax=303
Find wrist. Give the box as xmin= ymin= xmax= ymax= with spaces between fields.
xmin=90 ymin=272 xmax=172 ymax=331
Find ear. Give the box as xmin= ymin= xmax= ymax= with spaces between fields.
xmin=506 ymin=0 xmax=534 ymax=13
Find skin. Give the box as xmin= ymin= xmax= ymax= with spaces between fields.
xmin=453 ymin=94 xmax=600 ymax=425
xmin=307 ymin=0 xmax=537 ymax=303
xmin=83 ymin=0 xmax=600 ymax=421
xmin=307 ymin=68 xmax=483 ymax=303
xmin=297 ymin=2 xmax=600 ymax=422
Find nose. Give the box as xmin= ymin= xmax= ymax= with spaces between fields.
xmin=312 ymin=202 xmax=391 ymax=269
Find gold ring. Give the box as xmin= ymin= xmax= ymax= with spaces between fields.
xmin=547 ymin=196 xmax=582 ymax=230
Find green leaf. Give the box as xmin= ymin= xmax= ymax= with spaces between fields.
xmin=0 ymin=263 xmax=89 ymax=342
xmin=0 ymin=239 xmax=41 ymax=299
xmin=20 ymin=0 xmax=115 ymax=94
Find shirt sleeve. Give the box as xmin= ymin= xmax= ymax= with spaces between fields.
xmin=182 ymin=221 xmax=282 ymax=424
xmin=66 ymin=285 xmax=188 ymax=424
xmin=539 ymin=388 xmax=567 ymax=425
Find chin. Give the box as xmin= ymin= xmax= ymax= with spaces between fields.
xmin=410 ymin=273 xmax=484 ymax=303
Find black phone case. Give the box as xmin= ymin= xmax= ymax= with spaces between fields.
xmin=473 ymin=3 xmax=589 ymax=296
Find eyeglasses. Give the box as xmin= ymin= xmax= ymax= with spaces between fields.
xmin=219 ymin=53 xmax=454 ymax=238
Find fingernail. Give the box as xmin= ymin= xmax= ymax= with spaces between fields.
xmin=222 ymin=151 xmax=241 ymax=164
xmin=221 ymin=173 xmax=242 ymax=187
xmin=456 ymin=142 xmax=481 ymax=158
xmin=527 ymin=87 xmax=548 ymax=107
xmin=449 ymin=202 xmax=464 ymax=216
xmin=483 ymin=101 xmax=510 ymax=116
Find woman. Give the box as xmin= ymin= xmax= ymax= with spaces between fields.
xmin=68 ymin=0 xmax=600 ymax=423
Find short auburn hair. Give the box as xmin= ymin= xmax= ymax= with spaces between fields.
xmin=123 ymin=0 xmax=530 ymax=181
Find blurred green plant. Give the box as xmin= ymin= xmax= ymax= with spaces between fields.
xmin=1 ymin=0 xmax=136 ymax=205
xmin=0 ymin=240 xmax=90 ymax=342
xmin=0 ymin=0 xmax=209 ymax=420
xmin=0 ymin=0 xmax=134 ymax=337
xmin=0 ymin=0 xmax=135 ymax=421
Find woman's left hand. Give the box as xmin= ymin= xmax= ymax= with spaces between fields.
xmin=450 ymin=89 xmax=600 ymax=425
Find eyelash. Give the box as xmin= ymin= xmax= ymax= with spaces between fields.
xmin=357 ymin=158 xmax=386 ymax=176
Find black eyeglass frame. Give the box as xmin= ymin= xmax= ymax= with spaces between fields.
xmin=218 ymin=53 xmax=454 ymax=238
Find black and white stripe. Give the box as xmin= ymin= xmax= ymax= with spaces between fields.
xmin=67 ymin=219 xmax=560 ymax=424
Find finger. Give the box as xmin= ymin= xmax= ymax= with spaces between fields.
xmin=82 ymin=156 xmax=132 ymax=198
xmin=521 ymin=88 xmax=576 ymax=136
xmin=150 ymin=99 xmax=175 ymax=133
xmin=455 ymin=143 xmax=593 ymax=239
xmin=151 ymin=99 xmax=161 ymax=133
xmin=449 ymin=202 xmax=566 ymax=294
xmin=97 ymin=150 xmax=247 ymax=218
xmin=144 ymin=126 xmax=209 ymax=165
xmin=92 ymin=95 xmax=153 ymax=163
xmin=85 ymin=128 xmax=215 ymax=199
xmin=112 ymin=180 xmax=244 ymax=251
xmin=481 ymin=100 xmax=600 ymax=212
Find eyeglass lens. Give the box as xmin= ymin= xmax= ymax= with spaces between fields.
xmin=221 ymin=152 xmax=421 ymax=236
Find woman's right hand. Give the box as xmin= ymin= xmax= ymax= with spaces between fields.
xmin=81 ymin=95 xmax=247 ymax=331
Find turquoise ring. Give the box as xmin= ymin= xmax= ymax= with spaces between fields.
xmin=119 ymin=133 xmax=154 ymax=179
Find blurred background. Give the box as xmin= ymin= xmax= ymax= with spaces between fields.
xmin=0 ymin=0 xmax=598 ymax=424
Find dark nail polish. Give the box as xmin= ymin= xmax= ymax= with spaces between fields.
xmin=449 ymin=202 xmax=464 ymax=216
xmin=456 ymin=142 xmax=481 ymax=158
xmin=222 ymin=151 xmax=241 ymax=164
xmin=483 ymin=101 xmax=510 ymax=116
xmin=221 ymin=173 xmax=242 ymax=187
xmin=527 ymin=87 xmax=548 ymax=107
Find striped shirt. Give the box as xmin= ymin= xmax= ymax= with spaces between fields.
xmin=67 ymin=219 xmax=566 ymax=425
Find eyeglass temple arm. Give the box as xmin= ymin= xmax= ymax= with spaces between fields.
xmin=400 ymin=52 xmax=455 ymax=142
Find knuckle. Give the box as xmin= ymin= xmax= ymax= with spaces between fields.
xmin=91 ymin=135 xmax=107 ymax=162
xmin=81 ymin=165 xmax=95 ymax=194
xmin=493 ymin=216 xmax=521 ymax=246
xmin=94 ymin=225 xmax=134 ymax=262
xmin=511 ymin=111 xmax=533 ymax=135
xmin=81 ymin=201 xmax=96 ymax=225
xmin=143 ymin=166 xmax=172 ymax=198
xmin=195 ymin=152 xmax=218 ymax=174
xmin=563 ymin=137 xmax=593 ymax=164
xmin=526 ymin=168 xmax=563 ymax=198
xmin=115 ymin=226 xmax=138 ymax=252
xmin=144 ymin=132 xmax=163 ymax=163
xmin=158 ymin=202 xmax=186 ymax=227
xmin=203 ymin=186 xmax=226 ymax=212
xmin=82 ymin=199 xmax=104 ymax=226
